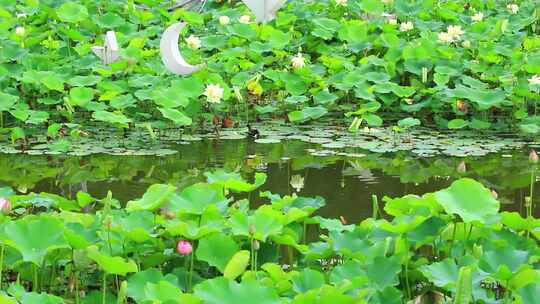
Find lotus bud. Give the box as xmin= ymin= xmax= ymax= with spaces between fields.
xmin=249 ymin=224 xmax=256 ymax=235
xmin=15 ymin=26 xmax=25 ymax=36
xmin=0 ymin=198 xmax=11 ymax=213
xmin=457 ymin=161 xmax=466 ymax=173
xmin=252 ymin=239 xmax=260 ymax=251
xmin=456 ymin=100 xmax=468 ymax=112
xmin=176 ymin=240 xmax=192 ymax=255
xmin=473 ymin=244 xmax=483 ymax=259
xmin=462 ymin=40 xmax=471 ymax=48
xmin=491 ymin=190 xmax=498 ymax=199
xmin=530 ymin=149 xmax=538 ymax=164
xmin=340 ymin=216 xmax=347 ymax=225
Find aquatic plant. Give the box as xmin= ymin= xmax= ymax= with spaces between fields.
xmin=0 ymin=170 xmax=538 ymax=303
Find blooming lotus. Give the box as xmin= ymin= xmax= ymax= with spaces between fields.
xmin=335 ymin=0 xmax=347 ymax=6
xmin=507 ymin=4 xmax=519 ymax=14
xmin=239 ymin=15 xmax=251 ymax=24
xmin=219 ymin=16 xmax=230 ymax=25
xmin=204 ymin=84 xmax=224 ymax=104
xmin=447 ymin=25 xmax=464 ymax=40
xmin=457 ymin=161 xmax=466 ymax=173
xmin=438 ymin=32 xmax=454 ymax=44
xmin=471 ymin=12 xmax=484 ymax=22
xmin=0 ymin=198 xmax=11 ymax=213
xmin=15 ymin=26 xmax=25 ymax=36
xmin=399 ymin=21 xmax=414 ymax=32
xmin=185 ymin=35 xmax=201 ymax=50
xmin=291 ymin=53 xmax=306 ymax=69
xmin=530 ymin=149 xmax=538 ymax=164
xmin=528 ymin=75 xmax=540 ymax=86
xmin=176 ymin=240 xmax=192 ymax=255
xmin=290 ymin=174 xmax=305 ymax=192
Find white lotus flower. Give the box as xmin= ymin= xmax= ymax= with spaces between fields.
xmin=399 ymin=21 xmax=414 ymax=32
xmin=185 ymin=35 xmax=201 ymax=50
xmin=204 ymin=84 xmax=224 ymax=104
xmin=291 ymin=53 xmax=306 ymax=69
xmin=335 ymin=0 xmax=347 ymax=6
xmin=16 ymin=13 xmax=27 ymax=18
xmin=290 ymin=175 xmax=305 ymax=192
xmin=219 ymin=16 xmax=230 ymax=25
xmin=507 ymin=4 xmax=519 ymax=14
xmin=438 ymin=32 xmax=454 ymax=44
xmin=15 ymin=26 xmax=25 ymax=36
xmin=471 ymin=12 xmax=484 ymax=22
xmin=239 ymin=15 xmax=251 ymax=24
xmin=529 ymin=75 xmax=540 ymax=86
xmin=447 ymin=25 xmax=464 ymax=40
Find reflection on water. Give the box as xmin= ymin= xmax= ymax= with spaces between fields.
xmin=1 ymin=139 xmax=538 ymax=222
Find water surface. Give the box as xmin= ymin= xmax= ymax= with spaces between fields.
xmin=2 ymin=138 xmax=538 ymax=222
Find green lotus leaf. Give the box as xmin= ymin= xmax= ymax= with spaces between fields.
xmin=194 ymin=277 xmax=279 ymax=304
xmin=448 ymin=119 xmax=469 ymax=129
xmin=57 ymin=2 xmax=88 ymax=23
xmin=518 ymin=283 xmax=540 ymax=304
xmin=125 ymin=184 xmax=177 ymax=212
xmin=479 ymin=247 xmax=529 ymax=280
xmin=92 ymin=111 xmax=132 ymax=127
xmin=68 ymin=87 xmax=94 ymax=107
xmin=329 ymin=260 xmax=367 ymax=287
xmin=127 ymin=268 xmax=179 ymax=302
xmin=365 ymin=256 xmax=401 ymax=290
xmin=196 ymin=234 xmax=239 ymax=273
xmin=291 ymin=268 xmax=325 ymax=293
xmin=3 ymin=215 xmax=69 ymax=266
xmin=0 ymin=92 xmax=18 ymax=111
xmin=420 ymin=258 xmax=459 ymax=290
xmin=223 ymin=250 xmax=250 ymax=280
xmin=169 ymin=183 xmax=228 ymax=215
xmin=159 ymin=108 xmax=193 ymax=126
xmin=229 ymin=205 xmax=284 ymax=241
xmin=205 ymin=171 xmax=267 ymax=193
xmin=86 ymin=245 xmax=138 ymax=275
xmin=434 ymin=178 xmax=500 ymax=224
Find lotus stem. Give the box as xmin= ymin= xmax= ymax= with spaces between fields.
xmin=372 ymin=195 xmax=379 ymax=219
xmin=102 ymin=272 xmax=107 ymax=304
xmin=188 ymin=251 xmax=194 ymax=292
xmin=0 ymin=245 xmax=4 ymax=290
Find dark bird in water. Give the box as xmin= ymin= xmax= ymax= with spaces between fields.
xmin=247 ymin=124 xmax=260 ymax=139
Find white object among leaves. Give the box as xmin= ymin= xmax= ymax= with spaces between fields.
xmin=241 ymin=0 xmax=286 ymax=23
xmin=91 ymin=31 xmax=120 ymax=65
xmin=160 ymin=22 xmax=202 ymax=76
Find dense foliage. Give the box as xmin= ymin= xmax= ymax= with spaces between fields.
xmin=0 ymin=171 xmax=539 ymax=303
xmin=1 ymin=0 xmax=540 ymax=143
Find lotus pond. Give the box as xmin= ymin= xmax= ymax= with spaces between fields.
xmin=1 ymin=130 xmax=540 ymax=303
xmin=2 ymin=0 xmax=540 ymax=303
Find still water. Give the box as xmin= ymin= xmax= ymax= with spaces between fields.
xmin=1 ymin=138 xmax=537 ymax=222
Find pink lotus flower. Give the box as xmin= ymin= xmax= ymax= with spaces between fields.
xmin=457 ymin=161 xmax=467 ymax=173
xmin=0 ymin=198 xmax=11 ymax=213
xmin=176 ymin=240 xmax=192 ymax=255
xmin=530 ymin=149 xmax=538 ymax=164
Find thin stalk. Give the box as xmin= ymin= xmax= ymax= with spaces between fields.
xmin=188 ymin=251 xmax=194 ymax=292
xmin=530 ymin=167 xmax=535 ymax=219
xmin=33 ymin=264 xmax=39 ymax=292
xmin=102 ymin=273 xmax=107 ymax=304
xmin=0 ymin=245 xmax=4 ymax=290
